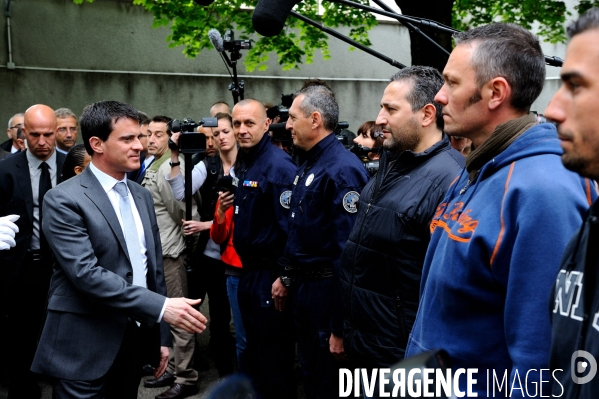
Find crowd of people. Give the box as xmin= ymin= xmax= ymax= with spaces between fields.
xmin=1 ymin=8 xmax=599 ymax=399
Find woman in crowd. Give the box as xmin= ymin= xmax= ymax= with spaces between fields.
xmin=353 ymin=120 xmax=384 ymax=161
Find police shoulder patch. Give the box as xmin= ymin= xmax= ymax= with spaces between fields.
xmin=280 ymin=190 xmax=292 ymax=209
xmin=342 ymin=191 xmax=360 ymax=213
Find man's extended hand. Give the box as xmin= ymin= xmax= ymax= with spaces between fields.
xmin=271 ymin=278 xmax=288 ymax=312
xmin=154 ymin=346 xmax=169 ymax=379
xmin=162 ymin=298 xmax=207 ymax=334
xmin=330 ymin=333 xmax=347 ymax=361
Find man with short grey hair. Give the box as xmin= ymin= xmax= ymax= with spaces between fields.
xmin=274 ymin=84 xmax=369 ymax=397
xmin=405 ymin=23 xmax=594 ymax=397
xmin=54 ymin=108 xmax=78 ymax=154
xmin=2 ymin=113 xmax=24 ymax=154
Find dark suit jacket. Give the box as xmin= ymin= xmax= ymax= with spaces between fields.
xmin=0 ymin=138 xmax=13 ymax=152
xmin=0 ymin=150 xmax=65 ymax=294
xmin=31 ymin=166 xmax=171 ymax=381
xmin=127 ymin=151 xmax=146 ymax=181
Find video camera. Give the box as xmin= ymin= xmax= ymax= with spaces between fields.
xmin=267 ymin=93 xmax=294 ymax=144
xmin=223 ymin=30 xmax=251 ymax=53
xmin=168 ymin=117 xmax=218 ymax=154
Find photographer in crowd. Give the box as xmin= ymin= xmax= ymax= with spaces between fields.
xmin=166 ymin=113 xmax=235 ymax=379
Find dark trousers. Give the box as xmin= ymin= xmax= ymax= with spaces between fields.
xmin=5 ymin=252 xmax=53 ymax=399
xmin=190 ymin=254 xmax=234 ymax=377
xmin=238 ymin=270 xmax=296 ymax=399
xmin=292 ymin=278 xmax=341 ymax=399
xmin=53 ymin=320 xmax=144 ymax=398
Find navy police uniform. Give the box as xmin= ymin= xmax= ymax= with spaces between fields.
xmin=232 ymin=133 xmax=297 ymax=399
xmin=280 ymin=133 xmax=369 ymax=398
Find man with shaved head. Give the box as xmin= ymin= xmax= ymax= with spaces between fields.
xmin=231 ymin=99 xmax=297 ymax=398
xmin=0 ymin=104 xmax=66 ymax=398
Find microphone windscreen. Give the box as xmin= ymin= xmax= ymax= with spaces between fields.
xmin=208 ymin=29 xmax=224 ymax=53
xmin=193 ymin=0 xmax=216 ymax=5
xmin=252 ymin=0 xmax=301 ymax=37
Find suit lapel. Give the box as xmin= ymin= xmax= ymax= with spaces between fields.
xmin=79 ymin=168 xmax=130 ymax=261
xmin=56 ymin=152 xmax=66 ymax=184
xmin=14 ymin=152 xmax=34 ymax=223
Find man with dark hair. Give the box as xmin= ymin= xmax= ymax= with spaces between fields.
xmin=273 ymin=84 xmax=369 ymax=398
xmin=128 ymin=113 xmax=152 ymax=182
xmin=1 ymin=113 xmax=24 ymax=154
xmin=405 ymin=23 xmax=594 ymax=396
xmin=545 ymin=8 xmax=599 ymax=398
xmin=0 ymin=104 xmax=65 ymax=398
xmin=232 ymin=98 xmax=297 ymax=398
xmin=339 ymin=66 xmax=464 ymax=385
xmin=31 ymin=100 xmax=207 ymax=398
xmin=54 ymin=108 xmax=78 ymax=155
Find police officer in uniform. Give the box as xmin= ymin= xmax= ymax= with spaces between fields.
xmin=231 ymin=99 xmax=298 ymax=399
xmin=272 ymin=85 xmax=369 ymax=398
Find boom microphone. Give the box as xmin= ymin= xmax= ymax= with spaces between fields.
xmin=252 ymin=0 xmax=301 ymax=37
xmin=208 ymin=29 xmax=224 ymax=53
xmin=193 ymin=0 xmax=215 ymax=5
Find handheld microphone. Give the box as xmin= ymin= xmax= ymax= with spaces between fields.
xmin=252 ymin=0 xmax=302 ymax=37
xmin=208 ymin=29 xmax=224 ymax=53
xmin=193 ymin=0 xmax=215 ymax=5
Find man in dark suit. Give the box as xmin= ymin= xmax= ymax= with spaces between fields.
xmin=1 ymin=112 xmax=24 ymax=154
xmin=0 ymin=104 xmax=65 ymax=398
xmin=31 ymin=100 xmax=207 ymax=398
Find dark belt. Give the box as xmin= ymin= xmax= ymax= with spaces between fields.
xmin=294 ymin=265 xmax=333 ymax=280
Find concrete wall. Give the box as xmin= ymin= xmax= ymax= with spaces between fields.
xmin=0 ymin=0 xmax=410 ymax=143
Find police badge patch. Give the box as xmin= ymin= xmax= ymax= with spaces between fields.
xmin=280 ymin=190 xmax=292 ymax=209
xmin=343 ymin=191 xmax=359 ymax=213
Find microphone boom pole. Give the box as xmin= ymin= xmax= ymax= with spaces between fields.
xmin=326 ymin=0 xmax=563 ymax=67
xmin=290 ymin=11 xmax=407 ymax=69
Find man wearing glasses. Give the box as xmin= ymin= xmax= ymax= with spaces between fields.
xmin=54 ymin=108 xmax=79 ymax=155
xmin=2 ymin=113 xmax=24 ymax=154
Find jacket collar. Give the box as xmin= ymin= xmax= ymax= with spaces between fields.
xmin=241 ymin=132 xmax=271 ymax=166
xmin=305 ymin=133 xmax=336 ymax=164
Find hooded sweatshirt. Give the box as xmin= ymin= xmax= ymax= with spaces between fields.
xmin=406 ymin=122 xmax=594 ymax=397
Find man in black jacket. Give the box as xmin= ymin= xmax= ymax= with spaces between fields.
xmin=339 ymin=66 xmax=464 ymax=376
xmin=544 ymin=7 xmax=599 ymax=399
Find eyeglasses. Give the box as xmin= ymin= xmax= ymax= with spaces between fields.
xmin=9 ymin=124 xmax=23 ymax=129
xmin=57 ymin=127 xmax=78 ymax=133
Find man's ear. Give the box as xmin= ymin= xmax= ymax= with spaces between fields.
xmin=89 ymin=137 xmax=104 ymax=154
xmin=420 ymin=104 xmax=437 ymax=128
xmin=312 ymin=112 xmax=322 ymax=130
xmin=487 ymin=77 xmax=511 ymax=111
xmin=74 ymin=166 xmax=84 ymax=175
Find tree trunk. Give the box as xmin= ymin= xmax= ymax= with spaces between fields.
xmin=395 ymin=0 xmax=455 ymax=72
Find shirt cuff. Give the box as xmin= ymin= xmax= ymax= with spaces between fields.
xmin=158 ymin=297 xmax=168 ymax=323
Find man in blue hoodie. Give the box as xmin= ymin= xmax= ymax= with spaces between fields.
xmin=405 ymin=23 xmax=595 ymax=397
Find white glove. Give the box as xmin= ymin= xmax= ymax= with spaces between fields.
xmin=0 ymin=215 xmax=19 ymax=251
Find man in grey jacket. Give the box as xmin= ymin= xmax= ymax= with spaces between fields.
xmin=32 ymin=101 xmax=207 ymax=398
